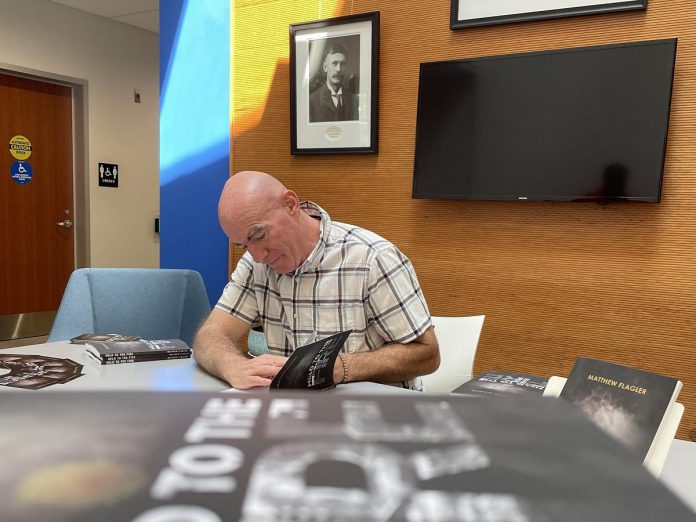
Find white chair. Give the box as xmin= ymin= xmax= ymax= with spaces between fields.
xmin=421 ymin=315 xmax=485 ymax=393
xmin=543 ymin=376 xmax=684 ymax=477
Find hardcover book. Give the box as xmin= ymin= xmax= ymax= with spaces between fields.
xmin=1 ymin=392 xmax=692 ymax=521
xmin=84 ymin=339 xmax=191 ymax=364
xmin=270 ymin=330 xmax=351 ymax=390
xmin=559 ymin=357 xmax=682 ymax=462
xmin=451 ymin=371 xmax=548 ymax=396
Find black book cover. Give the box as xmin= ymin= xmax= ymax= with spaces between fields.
xmin=560 ymin=357 xmax=682 ymax=461
xmin=1 ymin=392 xmax=692 ymax=521
xmin=270 ymin=330 xmax=351 ymax=390
xmin=452 ymin=371 xmax=548 ymax=396
xmin=84 ymin=339 xmax=191 ymax=359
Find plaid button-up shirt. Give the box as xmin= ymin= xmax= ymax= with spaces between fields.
xmin=215 ymin=202 xmax=432 ymax=389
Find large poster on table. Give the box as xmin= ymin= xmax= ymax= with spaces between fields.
xmin=1 ymin=391 xmax=692 ymax=521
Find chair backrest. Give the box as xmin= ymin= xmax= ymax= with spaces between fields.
xmin=48 ymin=268 xmax=211 ymax=346
xmin=421 ymin=315 xmax=485 ymax=393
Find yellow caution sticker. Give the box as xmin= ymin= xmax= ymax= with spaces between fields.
xmin=9 ymin=135 xmax=32 ymax=160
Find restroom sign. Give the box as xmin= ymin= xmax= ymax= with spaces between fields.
xmin=98 ymin=162 xmax=119 ymax=188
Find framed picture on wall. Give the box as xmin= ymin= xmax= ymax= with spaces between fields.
xmin=451 ymin=0 xmax=647 ymax=29
xmin=290 ymin=11 xmax=379 ymax=154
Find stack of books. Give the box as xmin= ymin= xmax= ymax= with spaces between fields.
xmin=72 ymin=336 xmax=191 ymax=365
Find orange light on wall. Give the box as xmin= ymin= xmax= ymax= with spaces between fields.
xmin=231 ymin=1 xmax=343 ymax=137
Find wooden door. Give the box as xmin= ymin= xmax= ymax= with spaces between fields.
xmin=0 ymin=73 xmax=74 ymax=316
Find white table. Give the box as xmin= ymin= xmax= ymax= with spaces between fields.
xmin=661 ymin=438 xmax=696 ymax=513
xmin=0 ymin=341 xmax=415 ymax=394
xmin=0 ymin=340 xmax=227 ymax=391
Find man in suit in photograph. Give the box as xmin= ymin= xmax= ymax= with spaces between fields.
xmin=309 ymin=42 xmax=359 ymax=122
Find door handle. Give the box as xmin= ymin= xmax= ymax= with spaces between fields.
xmin=56 ymin=219 xmax=73 ymax=228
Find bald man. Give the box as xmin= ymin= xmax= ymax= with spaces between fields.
xmin=193 ymin=171 xmax=439 ymax=390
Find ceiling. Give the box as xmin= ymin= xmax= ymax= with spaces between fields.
xmin=48 ymin=0 xmax=159 ymax=33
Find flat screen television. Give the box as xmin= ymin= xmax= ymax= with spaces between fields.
xmin=412 ymin=39 xmax=677 ymax=202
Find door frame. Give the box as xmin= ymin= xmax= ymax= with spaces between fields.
xmin=0 ymin=62 xmax=89 ymax=339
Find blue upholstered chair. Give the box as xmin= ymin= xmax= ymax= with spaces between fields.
xmin=48 ymin=268 xmax=211 ymax=346
xmin=247 ymin=327 xmax=269 ymax=356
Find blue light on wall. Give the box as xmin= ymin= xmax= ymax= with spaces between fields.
xmin=160 ymin=0 xmax=230 ymax=306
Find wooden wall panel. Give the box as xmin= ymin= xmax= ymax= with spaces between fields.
xmin=233 ymin=0 xmax=696 ymax=440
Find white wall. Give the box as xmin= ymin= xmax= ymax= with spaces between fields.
xmin=0 ymin=0 xmax=159 ymax=267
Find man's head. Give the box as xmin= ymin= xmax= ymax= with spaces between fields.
xmin=218 ymin=171 xmax=320 ymax=274
xmin=322 ymin=43 xmax=348 ymax=91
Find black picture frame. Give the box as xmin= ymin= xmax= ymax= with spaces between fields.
xmin=450 ymin=0 xmax=647 ymax=29
xmin=290 ymin=12 xmax=379 ymax=154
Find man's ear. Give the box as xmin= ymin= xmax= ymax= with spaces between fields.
xmin=282 ymin=190 xmax=300 ymax=214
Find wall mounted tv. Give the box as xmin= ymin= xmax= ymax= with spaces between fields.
xmin=412 ymin=39 xmax=677 ymax=202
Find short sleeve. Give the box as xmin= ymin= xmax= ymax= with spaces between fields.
xmin=214 ymin=254 xmax=259 ymax=325
xmin=365 ymin=247 xmax=431 ymax=344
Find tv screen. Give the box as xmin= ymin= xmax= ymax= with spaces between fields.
xmin=412 ymin=39 xmax=677 ymax=202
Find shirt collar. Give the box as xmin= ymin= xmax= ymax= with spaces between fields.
xmin=327 ymin=84 xmax=343 ymax=96
xmin=292 ymin=201 xmax=330 ymax=275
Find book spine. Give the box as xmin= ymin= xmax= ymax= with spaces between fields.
xmin=100 ymin=349 xmax=192 ymax=358
xmin=98 ymin=353 xmax=192 ymax=364
xmin=99 ymin=352 xmax=191 ymax=360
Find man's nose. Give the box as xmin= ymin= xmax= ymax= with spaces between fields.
xmin=247 ymin=244 xmax=268 ymax=263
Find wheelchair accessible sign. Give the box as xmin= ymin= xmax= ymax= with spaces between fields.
xmin=10 ymin=160 xmax=33 ymax=184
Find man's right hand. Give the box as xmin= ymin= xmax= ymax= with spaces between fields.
xmin=223 ymin=354 xmax=287 ymax=389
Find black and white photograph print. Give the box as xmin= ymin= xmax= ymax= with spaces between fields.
xmin=290 ymin=12 xmax=379 ymax=154
xmin=451 ymin=0 xmax=647 ymax=29
xmin=308 ymin=35 xmax=360 ymax=123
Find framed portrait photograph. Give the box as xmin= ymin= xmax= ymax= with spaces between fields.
xmin=451 ymin=0 xmax=647 ymax=29
xmin=290 ymin=11 xmax=379 ymax=154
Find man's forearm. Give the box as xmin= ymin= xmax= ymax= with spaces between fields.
xmin=193 ymin=325 xmax=247 ymax=383
xmin=336 ymin=328 xmax=440 ymax=384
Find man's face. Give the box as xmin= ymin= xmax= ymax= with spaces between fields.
xmin=226 ymin=205 xmax=304 ymax=274
xmin=323 ymin=51 xmax=347 ymax=90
